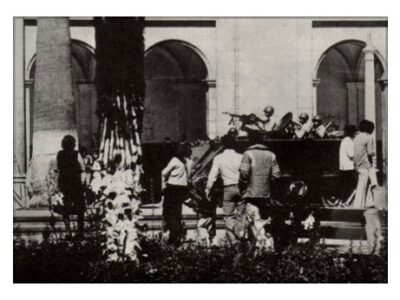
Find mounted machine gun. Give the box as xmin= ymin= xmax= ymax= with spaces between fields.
xmin=223 ymin=111 xmax=266 ymax=132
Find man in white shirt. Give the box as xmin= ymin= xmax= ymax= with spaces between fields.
xmin=161 ymin=143 xmax=193 ymax=245
xmin=339 ymin=125 xmax=357 ymax=202
xmin=206 ymin=134 xmax=244 ymax=242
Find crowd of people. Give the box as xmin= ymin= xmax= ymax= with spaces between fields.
xmin=162 ymin=130 xmax=299 ymax=249
xmin=52 ymin=115 xmax=378 ymax=248
xmin=160 ymin=118 xmax=378 ymax=248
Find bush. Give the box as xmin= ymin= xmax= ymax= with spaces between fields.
xmin=14 ymin=233 xmax=387 ymax=283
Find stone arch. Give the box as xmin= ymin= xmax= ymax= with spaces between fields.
xmin=145 ymin=39 xmax=213 ymax=80
xmin=143 ymin=39 xmax=210 ymax=143
xmin=314 ymin=39 xmax=386 ymax=130
xmin=314 ymin=39 xmax=387 ymax=80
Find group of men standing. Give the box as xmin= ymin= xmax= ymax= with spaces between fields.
xmin=205 ymin=113 xmax=379 ymax=246
xmin=206 ymin=130 xmax=281 ymax=246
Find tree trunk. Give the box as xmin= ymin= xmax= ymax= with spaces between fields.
xmin=94 ymin=17 xmax=145 ymax=261
xmin=95 ymin=17 xmax=145 ymax=168
xmin=26 ymin=17 xmax=77 ymax=207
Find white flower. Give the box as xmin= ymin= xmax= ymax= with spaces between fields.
xmin=302 ymin=214 xmax=315 ymax=230
xmin=101 ymin=163 xmax=143 ymax=262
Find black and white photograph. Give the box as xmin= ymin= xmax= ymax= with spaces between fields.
xmin=11 ymin=15 xmax=389 ymax=283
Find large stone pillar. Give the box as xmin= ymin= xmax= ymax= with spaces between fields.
xmin=26 ymin=18 xmax=78 ymax=207
xmin=363 ymin=38 xmax=377 ymax=167
xmin=14 ymin=18 xmax=26 ymax=175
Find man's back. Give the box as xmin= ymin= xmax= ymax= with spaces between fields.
xmin=216 ymin=150 xmax=242 ymax=185
xmin=354 ymin=132 xmax=374 ymax=169
xmin=239 ymin=144 xmax=280 ymax=199
xmin=206 ymin=149 xmax=242 ymax=189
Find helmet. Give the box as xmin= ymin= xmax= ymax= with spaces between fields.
xmin=263 ymin=106 xmax=274 ymax=115
xmin=299 ymin=113 xmax=309 ymax=121
xmin=312 ymin=115 xmax=322 ymax=122
xmin=228 ymin=127 xmax=239 ymax=137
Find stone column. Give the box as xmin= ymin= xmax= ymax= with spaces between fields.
xmin=14 ymin=18 xmax=26 ymax=175
xmin=363 ymin=38 xmax=377 ymax=167
xmin=26 ymin=18 xmax=78 ymax=207
xmin=216 ymin=19 xmax=236 ymax=137
xmin=233 ymin=18 xmax=239 ymax=114
xmin=204 ymin=80 xmax=217 ymax=139
xmin=312 ymin=78 xmax=320 ymax=117
xmin=379 ymin=78 xmax=388 ymax=186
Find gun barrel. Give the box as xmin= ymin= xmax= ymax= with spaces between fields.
xmin=222 ymin=111 xmax=241 ymax=118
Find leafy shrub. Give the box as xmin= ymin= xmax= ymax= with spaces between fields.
xmin=14 ymin=232 xmax=387 ymax=283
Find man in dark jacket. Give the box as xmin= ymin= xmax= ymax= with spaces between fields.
xmin=239 ymin=131 xmax=281 ymax=248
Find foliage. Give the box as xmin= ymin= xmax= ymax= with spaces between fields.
xmin=99 ymin=168 xmax=144 ymax=262
xmin=14 ymin=233 xmax=387 ymax=283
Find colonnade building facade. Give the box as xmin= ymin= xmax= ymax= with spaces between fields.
xmin=14 ymin=17 xmax=388 ymax=185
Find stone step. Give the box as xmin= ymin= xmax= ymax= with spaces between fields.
xmin=14 ymin=207 xmax=387 ymax=240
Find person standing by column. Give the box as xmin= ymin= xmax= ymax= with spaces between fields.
xmin=161 ymin=143 xmax=193 ymax=245
xmin=205 ymin=134 xmax=244 ymax=243
xmin=353 ymin=120 xmax=375 ymax=208
xmin=339 ymin=125 xmax=357 ymax=203
xmin=239 ymin=131 xmax=281 ymax=248
xmin=57 ymin=135 xmax=86 ymax=239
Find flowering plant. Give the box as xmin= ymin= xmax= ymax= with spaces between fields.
xmin=302 ymin=213 xmax=316 ymax=231
xmin=93 ymin=166 xmax=144 ymax=262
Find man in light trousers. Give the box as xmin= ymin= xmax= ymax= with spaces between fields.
xmin=353 ymin=120 xmax=376 ymax=208
xmin=206 ymin=134 xmax=244 ymax=243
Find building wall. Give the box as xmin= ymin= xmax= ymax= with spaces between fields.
xmin=236 ymin=19 xmax=314 ymax=123
xmin=14 ymin=17 xmax=388 ymax=175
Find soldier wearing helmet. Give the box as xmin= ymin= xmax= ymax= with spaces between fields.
xmin=295 ymin=112 xmax=312 ymax=139
xmin=227 ymin=127 xmax=239 ymax=139
xmin=263 ymin=106 xmax=277 ymax=132
xmin=298 ymin=113 xmax=309 ymax=125
xmin=311 ymin=115 xmax=326 ymax=138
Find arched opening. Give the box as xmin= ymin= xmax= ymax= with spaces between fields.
xmin=316 ymin=40 xmax=385 ymax=140
xmin=143 ymin=40 xmax=208 ymax=143
xmin=28 ymin=40 xmax=98 ymax=153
